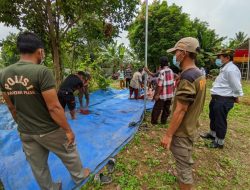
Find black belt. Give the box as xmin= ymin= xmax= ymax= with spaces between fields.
xmin=211 ymin=95 xmax=235 ymax=102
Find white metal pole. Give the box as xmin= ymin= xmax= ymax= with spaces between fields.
xmin=247 ymin=39 xmax=250 ymax=80
xmin=144 ymin=0 xmax=149 ymax=112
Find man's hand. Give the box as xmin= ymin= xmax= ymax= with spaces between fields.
xmin=2 ymin=92 xmax=17 ymax=122
xmin=70 ymin=110 xmax=76 ymax=120
xmin=144 ymin=67 xmax=149 ymax=73
xmin=235 ymin=97 xmax=240 ymax=103
xmin=161 ymin=134 xmax=172 ymax=150
xmin=66 ymin=130 xmax=75 ymax=145
xmin=42 ymin=89 xmax=74 ymax=139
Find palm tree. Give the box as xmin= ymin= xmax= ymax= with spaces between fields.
xmin=100 ymin=41 xmax=126 ymax=73
xmin=235 ymin=31 xmax=248 ymax=43
xmin=229 ymin=31 xmax=248 ymax=48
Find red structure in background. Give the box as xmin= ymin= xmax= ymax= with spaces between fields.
xmin=233 ymin=39 xmax=250 ymax=80
xmin=234 ymin=49 xmax=249 ymax=63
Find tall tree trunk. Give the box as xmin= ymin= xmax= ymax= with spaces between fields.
xmin=46 ymin=0 xmax=62 ymax=89
xmin=51 ymin=40 xmax=62 ymax=88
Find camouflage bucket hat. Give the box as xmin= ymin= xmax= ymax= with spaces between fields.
xmin=215 ymin=49 xmax=234 ymax=57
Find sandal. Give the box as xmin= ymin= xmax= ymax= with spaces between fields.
xmin=107 ymin=158 xmax=116 ymax=174
xmin=94 ymin=173 xmax=112 ymax=185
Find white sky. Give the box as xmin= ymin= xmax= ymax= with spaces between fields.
xmin=0 ymin=24 xmax=19 ymax=40
xmin=117 ymin=0 xmax=250 ymax=47
xmin=1 ymin=0 xmax=250 ymax=47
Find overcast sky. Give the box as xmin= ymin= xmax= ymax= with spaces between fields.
xmin=118 ymin=0 xmax=250 ymax=46
xmin=1 ymin=0 xmax=250 ymax=47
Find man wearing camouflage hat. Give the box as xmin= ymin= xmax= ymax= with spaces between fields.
xmin=161 ymin=37 xmax=206 ymax=190
xmin=201 ymin=49 xmax=243 ymax=148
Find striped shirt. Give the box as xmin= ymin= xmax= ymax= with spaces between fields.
xmin=158 ymin=66 xmax=175 ymax=100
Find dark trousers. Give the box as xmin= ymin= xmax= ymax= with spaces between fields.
xmin=58 ymin=90 xmax=76 ymax=111
xmin=129 ymin=87 xmax=139 ymax=99
xmin=151 ymin=99 xmax=172 ymax=124
xmin=126 ymin=78 xmax=131 ymax=88
xmin=209 ymin=96 xmax=234 ymax=139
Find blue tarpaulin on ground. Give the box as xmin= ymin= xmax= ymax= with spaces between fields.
xmin=0 ymin=89 xmax=153 ymax=190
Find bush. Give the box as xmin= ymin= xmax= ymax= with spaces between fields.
xmin=78 ymin=56 xmax=111 ymax=91
xmin=209 ymin=69 xmax=220 ymax=76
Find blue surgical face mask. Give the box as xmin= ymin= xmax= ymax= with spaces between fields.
xmin=173 ymin=55 xmax=180 ymax=69
xmin=215 ymin=59 xmax=223 ymax=67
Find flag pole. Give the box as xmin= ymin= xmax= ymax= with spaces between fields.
xmin=144 ymin=0 xmax=149 ymax=112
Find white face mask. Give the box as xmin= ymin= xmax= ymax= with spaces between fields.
xmin=173 ymin=51 xmax=185 ymax=69
xmin=173 ymin=55 xmax=180 ymax=69
xmin=40 ymin=59 xmax=45 ymax=65
xmin=215 ymin=59 xmax=223 ymax=67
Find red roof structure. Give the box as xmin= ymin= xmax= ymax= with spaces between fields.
xmin=233 ymin=39 xmax=250 ymax=80
xmin=234 ymin=39 xmax=249 ymax=63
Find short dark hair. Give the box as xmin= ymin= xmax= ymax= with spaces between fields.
xmin=17 ymin=32 xmax=44 ymax=54
xmin=188 ymin=52 xmax=197 ymax=60
xmin=159 ymin=56 xmax=169 ymax=67
xmin=138 ymin=68 xmax=143 ymax=72
xmin=222 ymin=54 xmax=233 ymax=61
xmin=77 ymin=71 xmax=85 ymax=76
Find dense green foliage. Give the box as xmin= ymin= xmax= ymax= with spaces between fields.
xmin=0 ymin=0 xmax=139 ymax=86
xmin=0 ymin=33 xmax=19 ymax=67
xmin=128 ymin=1 xmax=224 ymax=70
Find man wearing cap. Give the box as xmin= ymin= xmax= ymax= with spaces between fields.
xmin=201 ymin=49 xmax=243 ymax=148
xmin=161 ymin=37 xmax=206 ymax=190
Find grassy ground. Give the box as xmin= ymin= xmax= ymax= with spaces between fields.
xmin=82 ymin=80 xmax=250 ymax=190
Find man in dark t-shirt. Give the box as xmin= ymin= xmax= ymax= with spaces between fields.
xmin=58 ymin=71 xmax=84 ymax=119
xmin=0 ymin=32 xmax=90 ymax=189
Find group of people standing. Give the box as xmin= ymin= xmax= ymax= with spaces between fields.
xmin=124 ymin=37 xmax=243 ymax=190
xmin=117 ymin=65 xmax=144 ymax=100
xmin=116 ymin=37 xmax=243 ymax=190
xmin=0 ymin=30 xmax=244 ymax=190
xmin=117 ymin=64 xmax=133 ymax=89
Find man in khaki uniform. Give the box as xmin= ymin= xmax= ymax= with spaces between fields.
xmin=161 ymin=37 xmax=206 ymax=190
xmin=0 ymin=32 xmax=90 ymax=190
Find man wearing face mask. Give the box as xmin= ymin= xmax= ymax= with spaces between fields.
xmin=201 ymin=49 xmax=243 ymax=148
xmin=0 ymin=32 xmax=90 ymax=190
xmin=161 ymin=37 xmax=206 ymax=190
